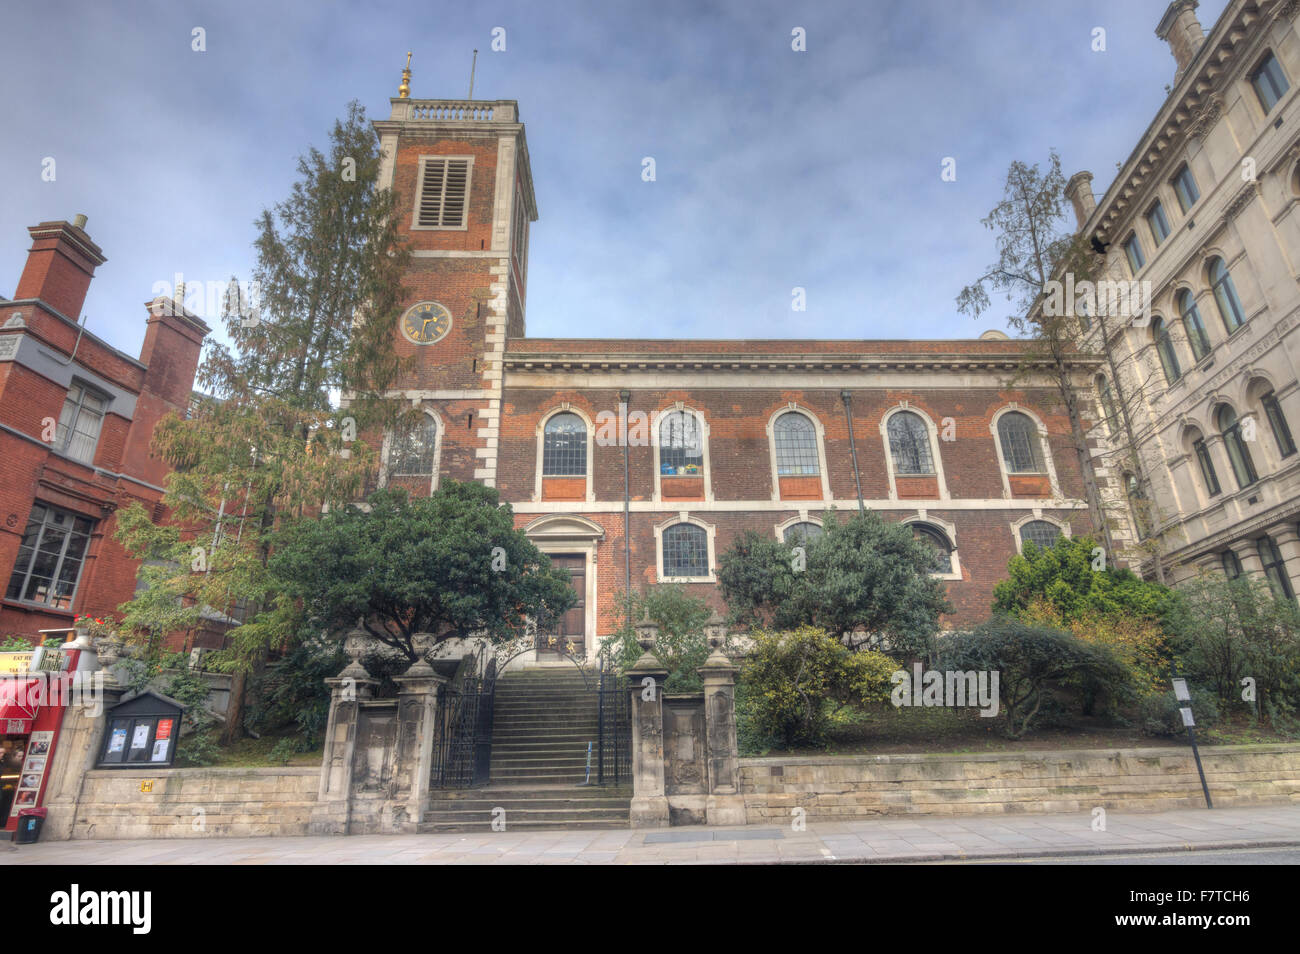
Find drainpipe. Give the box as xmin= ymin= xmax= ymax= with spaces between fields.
xmin=841 ymin=390 xmax=865 ymax=512
xmin=620 ymin=389 xmax=632 ymax=628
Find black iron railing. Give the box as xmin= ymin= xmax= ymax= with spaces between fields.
xmin=596 ymin=653 xmax=631 ymax=786
xmin=431 ymin=656 xmax=497 ymax=789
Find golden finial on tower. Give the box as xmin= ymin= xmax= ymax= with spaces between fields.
xmin=398 ymin=51 xmax=412 ymax=99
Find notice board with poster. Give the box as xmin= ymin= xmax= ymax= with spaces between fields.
xmin=96 ymin=690 xmax=184 ymax=768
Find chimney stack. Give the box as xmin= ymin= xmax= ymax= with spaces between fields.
xmin=1156 ymin=0 xmax=1206 ymax=82
xmin=13 ymin=216 xmax=106 ymax=320
xmin=1064 ymin=172 xmax=1096 ymax=229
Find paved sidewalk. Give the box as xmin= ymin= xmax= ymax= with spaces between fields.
xmin=5 ymin=805 xmax=1299 ymax=864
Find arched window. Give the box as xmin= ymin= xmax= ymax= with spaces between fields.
xmin=659 ymin=410 xmax=703 ymax=474
xmin=1261 ymin=390 xmax=1297 ymax=458
xmin=1177 ymin=289 xmax=1211 ymax=361
xmin=1258 ymin=535 xmax=1295 ymax=600
xmin=1152 ymin=317 xmax=1181 ymax=384
xmin=1096 ymin=376 xmax=1120 ymax=435
xmin=997 ymin=412 xmax=1043 ymax=474
xmin=1209 ymin=258 xmax=1245 ymax=333
xmin=1222 ymin=550 xmax=1242 ymax=580
xmin=1190 ymin=429 xmax=1221 ymax=497
xmin=1217 ymin=405 xmax=1258 ymax=489
xmin=1019 ymin=520 xmax=1061 ymax=551
xmin=887 ymin=411 xmax=935 ymax=475
xmin=542 ymin=412 xmax=587 ymax=476
xmin=773 ymin=413 xmax=819 ymax=476
xmin=1124 ymin=472 xmax=1145 ymax=539
xmin=782 ymin=521 xmax=823 ymax=546
xmin=389 ymin=413 xmax=438 ymax=477
xmin=662 ymin=523 xmax=709 ymax=578
xmin=912 ymin=524 xmax=953 ymax=574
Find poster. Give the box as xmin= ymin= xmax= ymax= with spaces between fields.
xmin=27 ymin=731 xmax=52 ymax=756
xmin=155 ymin=718 xmax=173 ymax=740
xmin=150 ymin=739 xmax=170 ymax=762
xmin=108 ymin=728 xmax=127 ymax=753
xmin=130 ymin=724 xmax=149 ymax=750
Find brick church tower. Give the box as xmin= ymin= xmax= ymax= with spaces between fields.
xmin=371 ymin=57 xmax=537 ymax=491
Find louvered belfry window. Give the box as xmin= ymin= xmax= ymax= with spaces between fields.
xmin=416 ymin=157 xmax=470 ymax=228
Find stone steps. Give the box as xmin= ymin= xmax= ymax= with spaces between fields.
xmin=422 ymin=669 xmax=628 ymax=831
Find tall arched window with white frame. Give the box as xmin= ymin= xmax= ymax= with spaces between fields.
xmin=887 ymin=411 xmax=935 ymax=475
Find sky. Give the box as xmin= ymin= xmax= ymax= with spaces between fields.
xmin=0 ymin=0 xmax=1231 ymax=358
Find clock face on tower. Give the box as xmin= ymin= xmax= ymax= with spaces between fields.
xmin=401 ymin=301 xmax=453 ymax=345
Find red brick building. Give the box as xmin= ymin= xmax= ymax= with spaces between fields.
xmin=371 ymin=90 xmax=1107 ymax=654
xmin=0 ymin=216 xmax=209 ymax=642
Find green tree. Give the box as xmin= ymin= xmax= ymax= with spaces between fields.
xmin=940 ymin=617 xmax=1128 ymax=738
xmin=992 ymin=533 xmax=1173 ymax=623
xmin=604 ymin=585 xmax=713 ymax=692
xmin=115 ymin=101 xmax=412 ymax=743
xmin=1166 ymin=574 xmax=1300 ymax=724
xmin=263 ymin=483 xmax=576 ymax=665
xmin=741 ymin=625 xmax=898 ymax=747
xmin=717 ymin=510 xmax=950 ymax=660
xmin=956 ymin=152 xmax=1117 ymax=558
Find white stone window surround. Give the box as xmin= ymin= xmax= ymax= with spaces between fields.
xmin=990 ymin=404 xmax=1061 ymax=500
xmin=654 ymin=511 xmax=718 ymax=584
xmin=901 ymin=511 xmax=962 ymax=581
xmin=773 ymin=510 xmax=825 ymax=542
xmin=534 ymin=403 xmax=595 ymax=503
xmin=766 ymin=403 xmax=832 ymax=502
xmin=651 ymin=402 xmax=713 ymax=503
xmin=1010 ymin=510 xmax=1072 ymax=555
xmin=879 ymin=402 xmax=951 ymax=501
xmin=411 ymin=155 xmax=475 ymax=231
xmin=379 ymin=404 xmax=443 ymax=495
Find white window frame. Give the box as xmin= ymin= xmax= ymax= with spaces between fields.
xmin=1010 ymin=511 xmax=1071 ymax=555
xmin=411 ymin=155 xmax=474 ymax=231
xmin=379 ymin=405 xmax=443 ymax=495
xmin=534 ymin=404 xmax=595 ymax=503
xmin=766 ymin=404 xmax=832 ymax=502
xmin=991 ymin=405 xmax=1061 ymax=500
xmin=901 ymin=512 xmax=961 ymax=581
xmin=880 ymin=403 xmax=950 ymax=501
xmin=55 ymin=380 xmax=109 ymax=466
xmin=652 ymin=403 xmax=713 ymax=503
xmin=654 ymin=512 xmax=717 ymax=584
xmin=774 ymin=511 xmax=825 ymax=543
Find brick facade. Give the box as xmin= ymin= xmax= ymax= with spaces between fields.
xmin=0 ymin=217 xmax=209 ymax=642
xmin=368 ymin=93 xmax=1106 ymax=654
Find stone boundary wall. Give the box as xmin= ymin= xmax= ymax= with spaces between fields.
xmin=69 ymin=767 xmax=320 ymax=840
xmin=740 ymin=744 xmax=1300 ymax=822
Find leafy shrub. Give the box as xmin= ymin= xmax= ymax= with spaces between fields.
xmin=1138 ymin=688 xmax=1220 ymax=737
xmin=740 ymin=625 xmax=898 ymax=747
xmin=164 ymin=653 xmax=219 ymax=765
xmin=992 ymin=534 xmax=1173 ymax=623
xmin=248 ymin=638 xmax=346 ymax=749
xmin=939 ymin=616 xmax=1129 ymax=738
xmin=0 ymin=635 xmax=34 ymax=652
xmin=718 ymin=511 xmax=950 ymax=661
xmin=1167 ymin=575 xmax=1300 ymax=722
xmin=604 ymin=585 xmax=714 ymax=693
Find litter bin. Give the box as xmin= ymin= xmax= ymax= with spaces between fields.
xmin=15 ymin=807 xmax=47 ymax=844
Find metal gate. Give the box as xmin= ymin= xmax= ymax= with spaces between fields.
xmin=431 ymin=657 xmax=497 ymax=789
xmin=596 ymin=653 xmax=631 ymax=786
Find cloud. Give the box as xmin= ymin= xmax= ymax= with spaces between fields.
xmin=0 ymin=0 xmax=1229 ymax=355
